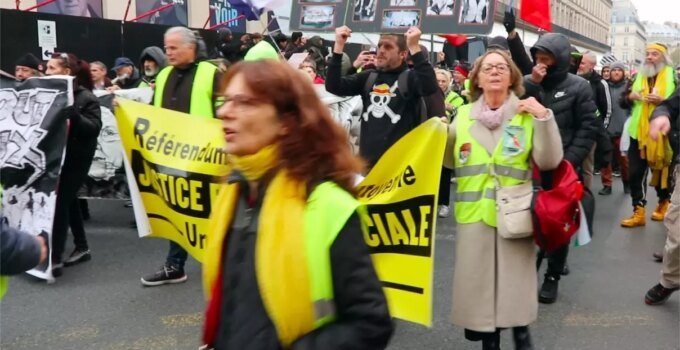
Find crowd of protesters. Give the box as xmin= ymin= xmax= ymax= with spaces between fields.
xmin=4 ymin=7 xmax=680 ymax=349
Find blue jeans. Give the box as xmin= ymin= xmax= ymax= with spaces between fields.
xmin=165 ymin=241 xmax=188 ymax=269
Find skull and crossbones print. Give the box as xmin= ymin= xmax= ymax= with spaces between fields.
xmin=362 ymin=80 xmax=402 ymax=123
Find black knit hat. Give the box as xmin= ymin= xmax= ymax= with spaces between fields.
xmin=15 ymin=53 xmax=43 ymax=71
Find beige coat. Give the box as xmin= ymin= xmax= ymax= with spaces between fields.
xmin=444 ymin=94 xmax=563 ymax=332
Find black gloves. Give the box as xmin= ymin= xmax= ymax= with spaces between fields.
xmin=503 ymin=8 xmax=516 ymax=34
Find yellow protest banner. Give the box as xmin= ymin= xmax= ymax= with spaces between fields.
xmin=115 ymin=99 xmax=445 ymax=325
xmin=114 ymin=99 xmax=229 ymax=262
xmin=357 ymin=118 xmax=447 ymax=327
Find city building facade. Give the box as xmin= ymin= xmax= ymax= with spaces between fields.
xmin=610 ymin=0 xmax=647 ymax=65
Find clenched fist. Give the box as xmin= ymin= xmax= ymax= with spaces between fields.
xmin=405 ymin=27 xmax=422 ymax=53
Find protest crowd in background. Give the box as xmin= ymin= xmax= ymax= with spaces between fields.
xmin=2 ymin=3 xmax=680 ymax=350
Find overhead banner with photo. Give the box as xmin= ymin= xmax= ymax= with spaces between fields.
xmin=135 ymin=0 xmax=188 ymax=26
xmin=115 ymin=99 xmax=229 ymax=262
xmin=0 ymin=77 xmax=73 ymax=283
xmin=289 ymin=0 xmax=496 ymax=34
xmin=37 ymin=0 xmax=103 ymax=18
xmin=357 ymin=118 xmax=446 ymax=327
xmin=209 ymin=0 xmax=247 ymax=33
xmin=79 ymin=88 xmax=153 ymax=199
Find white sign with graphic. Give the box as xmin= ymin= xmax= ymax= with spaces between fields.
xmin=37 ymin=20 xmax=57 ymax=48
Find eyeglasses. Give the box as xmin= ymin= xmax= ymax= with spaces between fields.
xmin=219 ymin=94 xmax=266 ymax=113
xmin=480 ymin=63 xmax=510 ymax=74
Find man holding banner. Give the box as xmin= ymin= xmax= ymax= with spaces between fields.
xmin=326 ymin=25 xmax=439 ymax=168
xmin=140 ymin=26 xmax=221 ymax=287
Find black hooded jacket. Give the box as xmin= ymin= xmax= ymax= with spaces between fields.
xmin=523 ymin=33 xmax=599 ymax=167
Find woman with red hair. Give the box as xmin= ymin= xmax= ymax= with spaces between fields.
xmin=202 ymin=59 xmax=393 ymax=349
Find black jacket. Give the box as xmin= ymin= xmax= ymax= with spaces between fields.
xmin=63 ymin=86 xmax=102 ymax=165
xmin=325 ymin=52 xmax=439 ymax=166
xmin=0 ymin=221 xmax=42 ymax=275
xmin=582 ymin=70 xmax=611 ymax=122
xmin=523 ymin=33 xmax=599 ymax=166
xmin=114 ymin=66 xmax=142 ymax=89
xmin=507 ymin=33 xmax=533 ymax=75
xmin=214 ymin=175 xmax=393 ymax=350
xmin=651 ymin=87 xmax=680 ymax=161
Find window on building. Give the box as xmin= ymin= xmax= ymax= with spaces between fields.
xmin=623 ymin=52 xmax=628 ymax=61
xmin=625 ymin=26 xmax=629 ymax=32
xmin=624 ymin=37 xmax=628 ymax=46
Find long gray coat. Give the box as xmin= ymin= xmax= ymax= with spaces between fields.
xmin=443 ymin=94 xmax=563 ymax=332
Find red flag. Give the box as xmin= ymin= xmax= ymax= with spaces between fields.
xmin=520 ymin=0 xmax=552 ymax=32
xmin=438 ymin=34 xmax=468 ymax=47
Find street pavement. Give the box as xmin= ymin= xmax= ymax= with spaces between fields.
xmin=1 ymin=178 xmax=678 ymax=350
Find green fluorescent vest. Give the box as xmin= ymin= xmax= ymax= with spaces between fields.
xmin=303 ymin=181 xmax=362 ymax=326
xmin=446 ymin=91 xmax=465 ymax=108
xmin=627 ymin=66 xmax=676 ymax=140
xmin=153 ymin=61 xmax=218 ymax=118
xmin=453 ymin=104 xmax=534 ymax=227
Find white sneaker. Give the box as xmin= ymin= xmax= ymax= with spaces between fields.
xmin=438 ymin=205 xmax=450 ymax=218
xmin=450 ymin=177 xmax=457 ymax=184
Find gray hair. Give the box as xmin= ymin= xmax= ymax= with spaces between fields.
xmin=582 ymin=51 xmax=597 ymax=65
xmin=90 ymin=61 xmax=107 ymax=70
xmin=165 ymin=26 xmax=198 ymax=49
xmin=435 ymin=68 xmax=452 ymax=84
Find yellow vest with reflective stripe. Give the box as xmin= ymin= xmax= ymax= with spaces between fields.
xmin=204 ymin=181 xmax=359 ymax=331
xmin=153 ymin=61 xmax=217 ymax=118
xmin=303 ymin=182 xmax=361 ymax=327
xmin=453 ymin=104 xmax=534 ymax=227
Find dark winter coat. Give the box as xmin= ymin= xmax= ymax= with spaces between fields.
xmin=523 ymin=33 xmax=599 ymax=167
xmin=213 ymin=173 xmax=394 ymax=350
xmin=114 ymin=66 xmax=142 ymax=89
xmin=507 ymin=33 xmax=533 ymax=75
xmin=63 ymin=86 xmax=102 ymax=166
xmin=607 ymin=78 xmax=629 ymax=136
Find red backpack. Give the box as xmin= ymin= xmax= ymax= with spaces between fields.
xmin=531 ymin=160 xmax=584 ymax=252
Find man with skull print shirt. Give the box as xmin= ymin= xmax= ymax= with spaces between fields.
xmin=326 ymin=26 xmax=439 ymax=168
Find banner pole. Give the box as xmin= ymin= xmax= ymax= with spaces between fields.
xmin=22 ymin=0 xmax=57 ymax=11
xmin=123 ymin=0 xmax=132 ymax=22
xmin=208 ymin=15 xmax=246 ymax=30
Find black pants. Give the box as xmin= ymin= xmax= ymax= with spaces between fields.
xmin=52 ymin=157 xmax=92 ymax=262
xmin=438 ymin=167 xmax=452 ymax=206
xmin=628 ymin=139 xmax=672 ymax=207
xmin=537 ymin=245 xmax=569 ymax=280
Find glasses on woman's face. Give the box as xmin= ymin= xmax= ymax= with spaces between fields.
xmin=480 ymin=63 xmax=510 ymax=74
xmin=220 ymin=94 xmax=265 ymax=113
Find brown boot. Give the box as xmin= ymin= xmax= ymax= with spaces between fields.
xmin=621 ymin=206 xmax=646 ymax=227
xmin=651 ymin=200 xmax=670 ymax=221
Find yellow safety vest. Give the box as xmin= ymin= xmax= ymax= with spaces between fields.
xmin=628 ymin=65 xmax=676 ymax=139
xmin=153 ymin=61 xmax=218 ymax=118
xmin=204 ymin=181 xmax=360 ymax=332
xmin=453 ymin=105 xmax=534 ymax=227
